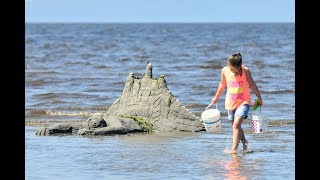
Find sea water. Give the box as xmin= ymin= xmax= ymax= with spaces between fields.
xmin=25 ymin=23 xmax=295 ymax=179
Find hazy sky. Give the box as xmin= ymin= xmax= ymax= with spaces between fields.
xmin=25 ymin=0 xmax=295 ymax=23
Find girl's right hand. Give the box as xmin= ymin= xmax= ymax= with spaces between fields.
xmin=211 ymin=97 xmax=217 ymax=104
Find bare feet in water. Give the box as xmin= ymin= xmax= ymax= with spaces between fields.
xmin=225 ymin=149 xmax=237 ymax=154
xmin=225 ymin=140 xmax=248 ymax=154
xmin=242 ymin=140 xmax=248 ymax=151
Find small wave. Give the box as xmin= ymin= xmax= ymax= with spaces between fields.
xmin=46 ymin=110 xmax=105 ymax=117
xmin=25 ymin=119 xmax=85 ymax=127
xmin=268 ymin=121 xmax=295 ymax=125
xmin=200 ymin=64 xmax=222 ymax=69
xmin=245 ymin=147 xmax=275 ymax=153
xmin=268 ymin=64 xmax=281 ymax=68
xmin=30 ymin=109 xmax=48 ymax=116
xmin=117 ymin=72 xmax=145 ymax=77
xmin=185 ymin=103 xmax=206 ymax=109
xmin=46 ymin=111 xmax=104 ymax=117
xmin=26 ymin=70 xmax=59 ymax=76
xmin=27 ymin=79 xmax=48 ymax=86
xmin=224 ymin=147 xmax=275 ymax=155
xmin=69 ymin=106 xmax=108 ymax=111
xmin=93 ymin=65 xmax=112 ymax=69
xmin=135 ymin=54 xmax=150 ymax=59
xmin=80 ymin=53 xmax=97 ymax=59
xmin=118 ymin=57 xmax=130 ymax=61
xmin=27 ymin=108 xmax=108 ymax=118
xmin=242 ymin=120 xmax=294 ymax=125
xmin=260 ymin=89 xmax=295 ymax=94
xmin=51 ymin=99 xmax=66 ymax=104
xmin=33 ymin=92 xmax=58 ymax=99
xmin=25 ymin=38 xmax=34 ymax=44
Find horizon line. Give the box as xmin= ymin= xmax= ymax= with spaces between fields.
xmin=25 ymin=21 xmax=295 ymax=24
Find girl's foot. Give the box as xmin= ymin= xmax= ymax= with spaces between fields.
xmin=225 ymin=149 xmax=237 ymax=154
xmin=243 ymin=143 xmax=248 ymax=151
xmin=242 ymin=140 xmax=248 ymax=151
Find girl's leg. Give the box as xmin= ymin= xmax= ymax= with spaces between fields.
xmin=230 ymin=116 xmax=245 ymax=152
xmin=226 ymin=105 xmax=249 ymax=153
xmin=235 ymin=104 xmax=250 ymax=152
xmin=240 ymin=128 xmax=248 ymax=151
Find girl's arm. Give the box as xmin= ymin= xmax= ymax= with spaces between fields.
xmin=211 ymin=68 xmax=227 ymax=104
xmin=245 ymin=68 xmax=262 ymax=104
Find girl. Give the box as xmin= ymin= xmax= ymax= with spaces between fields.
xmin=211 ymin=52 xmax=262 ymax=154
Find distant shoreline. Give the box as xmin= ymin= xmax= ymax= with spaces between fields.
xmin=25 ymin=22 xmax=295 ymax=25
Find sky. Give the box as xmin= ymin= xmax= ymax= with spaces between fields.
xmin=25 ymin=0 xmax=295 ymax=23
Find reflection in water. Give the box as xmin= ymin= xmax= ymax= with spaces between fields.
xmin=223 ymin=154 xmax=248 ymax=180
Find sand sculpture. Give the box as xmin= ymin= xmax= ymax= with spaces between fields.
xmin=36 ymin=63 xmax=204 ymax=135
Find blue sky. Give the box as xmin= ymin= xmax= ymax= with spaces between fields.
xmin=25 ymin=0 xmax=295 ymax=23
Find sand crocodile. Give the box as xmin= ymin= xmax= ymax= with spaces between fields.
xmin=36 ymin=63 xmax=204 ymax=135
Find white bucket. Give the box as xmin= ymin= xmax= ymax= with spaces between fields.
xmin=251 ymin=114 xmax=267 ymax=133
xmin=203 ymin=121 xmax=221 ymax=132
xmin=201 ymin=103 xmax=221 ymax=132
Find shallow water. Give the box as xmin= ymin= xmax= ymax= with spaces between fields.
xmin=25 ymin=23 xmax=295 ymax=179
xmin=26 ymin=119 xmax=295 ymax=180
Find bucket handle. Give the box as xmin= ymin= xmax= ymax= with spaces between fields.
xmin=205 ymin=103 xmax=218 ymax=111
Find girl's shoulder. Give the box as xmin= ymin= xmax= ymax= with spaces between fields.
xmin=221 ymin=66 xmax=229 ymax=75
xmin=242 ymin=65 xmax=250 ymax=72
xmin=242 ymin=65 xmax=252 ymax=77
xmin=222 ymin=66 xmax=229 ymax=72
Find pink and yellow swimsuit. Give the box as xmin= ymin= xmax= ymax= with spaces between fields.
xmin=224 ymin=65 xmax=251 ymax=110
